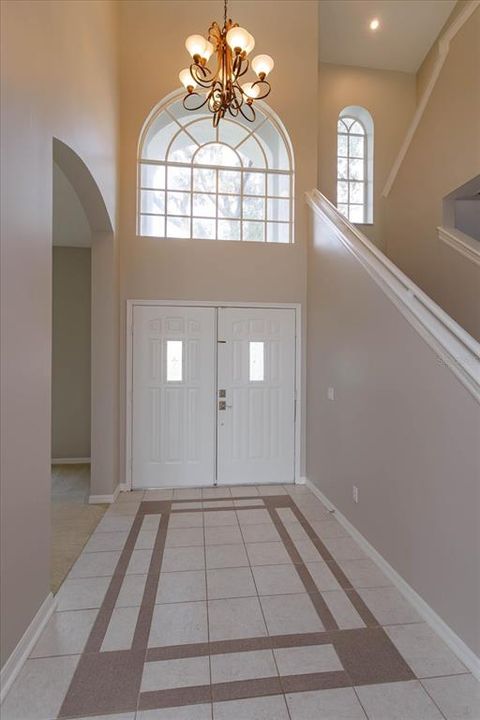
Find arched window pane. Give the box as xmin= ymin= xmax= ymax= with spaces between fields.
xmin=336 ymin=107 xmax=373 ymax=224
xmin=138 ymin=96 xmax=293 ymax=242
xmin=195 ymin=143 xmax=240 ymax=167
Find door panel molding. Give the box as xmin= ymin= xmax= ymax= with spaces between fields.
xmin=125 ymin=300 xmax=301 ymax=490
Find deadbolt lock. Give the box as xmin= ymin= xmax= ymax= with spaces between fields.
xmin=219 ymin=389 xmax=226 ymax=398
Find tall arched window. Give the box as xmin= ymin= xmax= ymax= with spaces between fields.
xmin=336 ymin=106 xmax=373 ymax=224
xmin=138 ymin=94 xmax=294 ymax=243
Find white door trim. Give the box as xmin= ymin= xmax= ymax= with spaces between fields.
xmin=125 ymin=300 xmax=302 ymax=491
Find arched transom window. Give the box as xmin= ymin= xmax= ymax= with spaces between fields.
xmin=336 ymin=106 xmax=373 ymax=224
xmin=138 ymin=95 xmax=294 ymax=243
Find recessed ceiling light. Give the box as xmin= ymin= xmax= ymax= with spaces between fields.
xmin=369 ymin=18 xmax=380 ymax=31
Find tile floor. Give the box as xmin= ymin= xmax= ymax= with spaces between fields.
xmin=2 ymin=484 xmax=479 ymax=720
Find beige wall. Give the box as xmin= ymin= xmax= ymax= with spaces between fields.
xmin=384 ymin=8 xmax=480 ymax=340
xmin=0 ymin=0 xmax=118 ymax=666
xmin=118 ymin=0 xmax=319 ymax=483
xmin=317 ymin=62 xmax=416 ymax=250
xmin=306 ymin=207 xmax=480 ymax=657
xmin=52 ymin=247 xmax=92 ymax=459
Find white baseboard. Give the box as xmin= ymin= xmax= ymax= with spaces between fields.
xmin=304 ymin=477 xmax=480 ymax=680
xmin=88 ymin=484 xmax=120 ymax=504
xmin=0 ymin=592 xmax=57 ymax=703
xmin=51 ymin=457 xmax=91 ymax=465
xmin=296 ymin=476 xmax=307 ymax=485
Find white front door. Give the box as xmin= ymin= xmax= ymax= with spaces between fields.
xmin=132 ymin=306 xmax=216 ymax=488
xmin=217 ymin=307 xmax=296 ymax=486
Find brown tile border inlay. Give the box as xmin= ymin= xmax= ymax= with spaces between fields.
xmin=59 ymin=490 xmax=415 ymax=718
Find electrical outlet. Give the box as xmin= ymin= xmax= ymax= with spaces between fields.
xmin=352 ymin=485 xmax=359 ymax=503
xmin=327 ymin=387 xmax=335 ymax=401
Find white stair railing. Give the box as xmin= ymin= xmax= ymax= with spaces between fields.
xmin=306 ymin=189 xmax=480 ymax=402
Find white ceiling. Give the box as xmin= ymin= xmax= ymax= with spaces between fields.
xmin=319 ymin=0 xmax=457 ymax=73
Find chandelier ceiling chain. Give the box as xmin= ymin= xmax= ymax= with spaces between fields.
xmin=179 ymin=0 xmax=274 ymax=127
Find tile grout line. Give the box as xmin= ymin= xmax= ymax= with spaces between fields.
xmin=263 ymin=499 xmax=340 ymax=632
xmin=243 ymin=510 xmax=294 ymax=720
xmin=202 ymin=502 xmax=214 ymax=720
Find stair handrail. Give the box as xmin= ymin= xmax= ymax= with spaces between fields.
xmin=306 ymin=189 xmax=480 ymax=401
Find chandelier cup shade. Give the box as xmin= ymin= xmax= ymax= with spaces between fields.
xmin=181 ymin=0 xmax=274 ymax=126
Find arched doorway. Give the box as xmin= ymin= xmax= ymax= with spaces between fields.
xmin=52 ymin=138 xmax=118 ymax=502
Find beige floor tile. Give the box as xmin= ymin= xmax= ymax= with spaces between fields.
xmin=321 ymin=590 xmax=365 ymax=629
xmin=210 ymin=649 xmax=277 ymax=683
xmin=292 ymin=538 xmax=324 ymax=563
xmin=305 ymin=561 xmax=341 ymax=591
xmin=233 ymin=498 xmax=265 ymax=507
xmin=156 ymin=570 xmax=206 ymax=604
xmin=240 ymin=523 xmax=281 ymax=543
xmin=204 ymin=510 xmax=238 ymax=527
xmin=144 ymin=489 xmax=173 ymax=501
xmin=96 ymin=515 xmax=135 ymax=533
xmin=357 ymin=586 xmax=422 ymax=625
xmin=202 ymin=486 xmax=232 ymax=499
xmin=322 ymin=536 xmax=366 ymax=561
xmin=56 ymin=576 xmax=111 ymax=611
xmin=161 ymin=546 xmax=205 ymax=572
xmin=134 ymin=530 xmax=157 ymax=550
xmin=69 ymin=550 xmax=121 ymax=579
xmin=173 ymin=488 xmax=203 ymax=500
xmin=252 ymin=564 xmax=304 ymax=595
xmin=204 ymin=525 xmax=243 ymax=546
xmin=207 ymin=567 xmax=257 ymax=599
xmin=356 ymin=680 xmax=444 ymax=719
xmin=422 ymin=674 xmax=480 ymax=720
xmin=337 ymin=558 xmax=392 ymax=588
xmin=228 ymin=486 xmax=260 ymax=497
xmin=206 ymin=543 xmax=249 ymax=569
xmin=101 ymin=606 xmax=139 ymax=651
xmin=138 ymin=707 xmax=212 ymax=720
xmin=257 ymin=485 xmax=288 ymax=496
xmin=246 ymin=541 xmax=292 ymax=566
xmin=309 ymin=519 xmax=348 ymax=539
xmin=213 ymin=694 xmax=289 ymax=719
xmin=168 ymin=512 xmax=204 ymax=529
xmin=84 ymin=531 xmax=129 ymax=553
xmin=115 ymin=574 xmax=147 ymax=607
xmin=385 ymin=623 xmax=468 ymax=678
xmin=280 ymin=522 xmax=310 ymax=542
xmin=0 ymin=655 xmax=80 ymax=720
xmin=126 ymin=548 xmax=153 ymax=575
xmin=148 ymin=601 xmax=208 ymax=646
xmin=30 ymin=609 xmax=97 ymax=657
xmin=274 ymin=644 xmax=342 ymax=676
xmin=286 ymin=687 xmax=367 ymax=720
xmin=236 ymin=509 xmax=272 ymax=525
xmin=260 ymin=593 xmax=324 ymax=635
xmin=165 ymin=526 xmax=204 ymax=548
xmin=208 ymin=596 xmax=267 ymax=641
xmin=141 ymin=656 xmax=210 ymax=691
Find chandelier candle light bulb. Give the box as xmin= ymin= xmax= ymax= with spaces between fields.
xmin=180 ymin=0 xmax=274 ymax=126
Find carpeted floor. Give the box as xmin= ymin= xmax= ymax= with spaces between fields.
xmin=51 ymin=464 xmax=107 ymax=593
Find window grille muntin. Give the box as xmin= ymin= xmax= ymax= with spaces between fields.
xmin=138 ymin=96 xmax=294 ymax=243
xmin=336 ymin=115 xmax=369 ymax=224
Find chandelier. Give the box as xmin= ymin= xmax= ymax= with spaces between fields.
xmin=179 ymin=0 xmax=274 ymax=127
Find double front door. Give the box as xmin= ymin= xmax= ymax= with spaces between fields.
xmin=131 ymin=305 xmax=296 ymax=488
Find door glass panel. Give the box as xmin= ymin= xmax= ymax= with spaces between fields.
xmin=166 ymin=340 xmax=183 ymax=382
xmin=249 ymin=341 xmax=265 ymax=382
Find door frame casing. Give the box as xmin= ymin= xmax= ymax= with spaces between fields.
xmin=125 ymin=299 xmax=302 ymax=491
